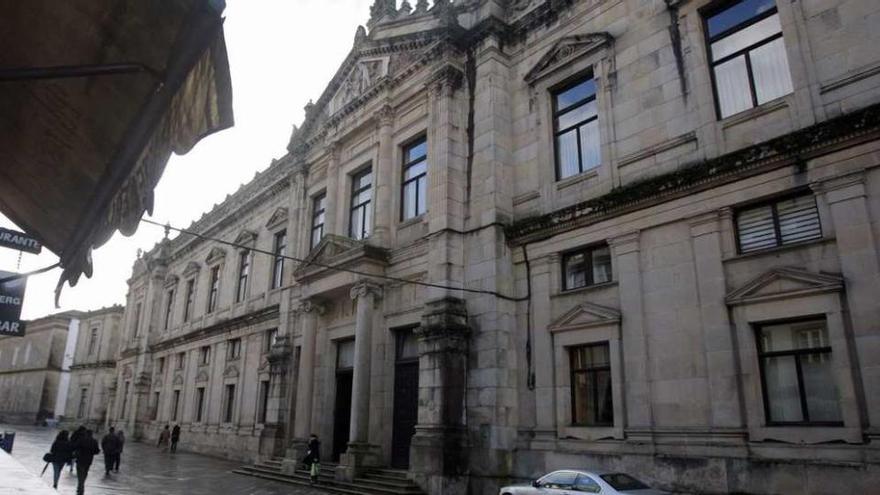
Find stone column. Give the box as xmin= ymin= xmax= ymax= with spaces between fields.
xmin=410 ymin=297 xmax=470 ymax=495
xmin=373 ymin=105 xmax=395 ymax=247
xmin=324 ymin=142 xmax=342 ymax=236
xmin=689 ymin=210 xmax=743 ymax=428
xmin=608 ymin=231 xmax=653 ymax=436
xmin=338 ymin=281 xmax=382 ymax=481
xmin=282 ymin=298 xmax=324 ymax=473
xmin=530 ymin=253 xmax=556 ymax=442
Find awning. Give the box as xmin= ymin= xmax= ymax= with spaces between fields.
xmin=0 ymin=0 xmax=234 ymax=302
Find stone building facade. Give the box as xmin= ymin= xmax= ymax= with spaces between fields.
xmin=60 ymin=306 xmax=125 ymax=431
xmin=0 ymin=312 xmax=79 ymax=424
xmin=113 ymin=0 xmax=880 ymax=493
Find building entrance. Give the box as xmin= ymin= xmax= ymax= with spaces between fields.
xmin=390 ymin=329 xmax=419 ymax=469
xmin=333 ymin=339 xmax=354 ymax=461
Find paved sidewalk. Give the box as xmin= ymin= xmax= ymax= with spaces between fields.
xmin=0 ymin=424 xmax=328 ymax=495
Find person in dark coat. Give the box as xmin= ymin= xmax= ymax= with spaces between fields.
xmin=73 ymin=429 xmax=100 ymax=495
xmin=49 ymin=430 xmax=73 ymax=489
xmin=100 ymin=427 xmax=121 ymax=475
xmin=68 ymin=426 xmax=86 ymax=473
xmin=170 ymin=424 xmax=181 ymax=453
xmin=113 ymin=429 xmax=125 ymax=472
xmin=303 ymin=434 xmax=321 ymax=484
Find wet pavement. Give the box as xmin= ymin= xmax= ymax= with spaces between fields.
xmin=0 ymin=424 xmax=328 ymax=495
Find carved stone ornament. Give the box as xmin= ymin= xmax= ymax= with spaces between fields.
xmin=233 ymin=229 xmax=258 ymax=248
xmin=164 ymin=273 xmax=179 ymax=287
xmin=183 ymin=260 xmax=201 ymax=276
xmin=524 ymin=33 xmax=614 ymax=85
xmin=297 ymin=298 xmax=327 ymax=316
xmin=265 ymin=207 xmax=289 ymax=229
xmin=205 ymin=246 xmax=227 ymax=265
xmin=196 ymin=370 xmax=210 ymax=383
xmin=377 ymin=105 xmax=395 ymax=126
xmin=329 ymin=57 xmax=390 ymax=115
xmin=223 ymin=364 xmax=240 ymax=379
xmin=173 ymin=374 xmax=184 ymax=386
xmin=725 ymin=267 xmax=844 ymax=306
xmin=350 ymin=280 xmax=383 ymax=301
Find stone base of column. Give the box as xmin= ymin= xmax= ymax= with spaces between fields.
xmin=281 ymin=439 xmax=309 ymax=475
xmin=335 ymin=442 xmax=381 ymax=482
xmin=409 ymin=425 xmax=469 ymax=495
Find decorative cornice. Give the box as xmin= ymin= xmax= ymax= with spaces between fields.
xmin=725 ymin=267 xmax=844 ymax=306
xmin=524 ymin=32 xmax=613 ymax=85
xmin=506 ymin=102 xmax=880 ymax=245
xmin=70 ymin=360 xmax=116 ymax=371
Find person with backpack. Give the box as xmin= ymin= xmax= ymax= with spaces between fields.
xmin=68 ymin=425 xmax=86 ymax=473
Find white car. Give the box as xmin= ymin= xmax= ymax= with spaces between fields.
xmin=499 ymin=469 xmax=670 ymax=495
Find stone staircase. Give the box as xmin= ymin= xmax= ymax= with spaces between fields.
xmin=233 ymin=457 xmax=425 ymax=495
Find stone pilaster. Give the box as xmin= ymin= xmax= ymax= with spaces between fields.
xmin=410 ymin=297 xmax=470 ymax=495
xmin=337 ymin=281 xmax=383 ymax=481
xmin=373 ymin=105 xmax=395 ymax=247
xmin=324 ymin=141 xmax=342 ymax=236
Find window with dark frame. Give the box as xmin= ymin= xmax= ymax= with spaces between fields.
xmin=156 ymin=357 xmax=165 ymax=374
xmin=311 ymin=193 xmax=326 ymax=249
xmin=258 ymin=379 xmax=270 ymax=424
xmin=223 ymin=383 xmax=236 ymax=423
xmin=562 ymin=244 xmax=612 ymax=290
xmin=264 ymin=328 xmax=278 ymax=354
xmin=757 ymin=319 xmax=842 ymax=425
xmin=176 ymin=352 xmax=186 ymax=370
xmin=736 ymin=193 xmax=821 ymax=253
xmin=704 ymin=0 xmax=793 ymax=118
xmin=570 ymin=343 xmax=613 ymax=426
xmin=195 ymin=387 xmax=206 ymax=422
xmin=199 ymin=345 xmax=211 ymax=365
xmin=236 ymin=250 xmax=250 ymax=303
xmin=163 ymin=288 xmax=174 ymax=330
xmin=183 ymin=279 xmax=195 ymax=322
xmin=133 ymin=302 xmax=142 ymax=337
xmin=553 ymin=75 xmax=601 ymax=180
xmin=152 ymin=391 xmax=160 ymax=420
xmin=207 ymin=265 xmax=220 ymax=313
xmin=77 ymin=388 xmax=88 ymax=418
xmin=227 ymin=338 xmax=241 ymax=360
xmin=172 ymin=389 xmax=181 ymax=421
xmin=350 ymin=167 xmax=373 ymax=240
xmin=402 ymin=136 xmax=428 ymax=220
xmin=271 ymin=230 xmax=287 ymax=290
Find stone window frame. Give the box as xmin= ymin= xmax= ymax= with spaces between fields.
xmin=270 ymin=229 xmax=287 ymax=291
xmin=726 ymin=270 xmax=863 ymax=443
xmin=733 ymin=190 xmax=823 ymax=254
xmin=193 ymin=385 xmax=207 ymax=424
xmin=549 ymin=305 xmax=624 ymax=441
xmin=206 ymin=264 xmax=222 ymax=313
xmin=527 ymin=38 xmax=615 ymax=194
xmin=551 ymin=75 xmax=601 ymax=181
xmin=87 ymin=325 xmax=100 ymax=356
xmin=221 ymin=381 xmax=238 ymax=425
xmin=310 ymin=191 xmax=327 ymax=250
xmin=400 ymin=134 xmax=428 ymax=221
xmin=235 ymin=249 xmax=251 ymax=304
xmin=569 ymin=342 xmax=614 ymax=427
xmin=256 ymin=378 xmax=271 ymax=426
xmin=349 ymin=164 xmax=374 ymax=240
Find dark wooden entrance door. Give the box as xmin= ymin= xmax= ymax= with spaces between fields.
xmin=391 ymin=361 xmax=419 ymax=468
xmin=333 ymin=370 xmax=353 ymax=461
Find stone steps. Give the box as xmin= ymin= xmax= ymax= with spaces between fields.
xmin=233 ymin=458 xmax=425 ymax=495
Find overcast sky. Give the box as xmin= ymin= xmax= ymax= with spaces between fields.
xmin=1 ymin=0 xmax=374 ymax=320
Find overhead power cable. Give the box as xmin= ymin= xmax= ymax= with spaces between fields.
xmin=141 ymin=218 xmax=528 ymax=302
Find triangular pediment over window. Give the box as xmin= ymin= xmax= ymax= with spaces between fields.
xmin=548 ymin=302 xmax=621 ymax=332
xmin=195 ymin=370 xmax=209 ymax=383
xmin=164 ymin=273 xmax=179 ymax=287
xmin=205 ymin=246 xmax=227 ymax=265
xmin=173 ymin=374 xmax=184 ymax=386
xmin=234 ymin=229 xmax=258 ymax=248
xmin=265 ymin=207 xmax=288 ymax=229
xmin=294 ymin=234 xmax=388 ymax=281
xmin=725 ymin=267 xmax=844 ymax=306
xmin=524 ymin=33 xmax=614 ymax=84
xmin=183 ymin=261 xmax=201 ymax=276
xmin=223 ymin=364 xmax=239 ymax=379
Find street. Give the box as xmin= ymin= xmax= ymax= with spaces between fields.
xmin=0 ymin=424 xmax=327 ymax=495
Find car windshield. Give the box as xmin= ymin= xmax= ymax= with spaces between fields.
xmin=599 ymin=473 xmax=649 ymax=490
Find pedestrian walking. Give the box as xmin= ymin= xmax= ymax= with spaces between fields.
xmin=170 ymin=424 xmax=181 ymax=453
xmin=49 ymin=430 xmax=73 ymax=489
xmin=72 ymin=429 xmax=100 ymax=495
xmin=157 ymin=424 xmax=171 ymax=452
xmin=113 ymin=429 xmax=125 ymax=472
xmin=303 ymin=434 xmax=321 ymax=484
xmin=68 ymin=425 xmax=86 ymax=473
xmin=100 ymin=427 xmax=121 ymax=475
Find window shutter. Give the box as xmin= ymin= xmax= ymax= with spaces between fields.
xmin=737 ymin=205 xmax=776 ymax=252
xmin=777 ymin=196 xmax=821 ymax=244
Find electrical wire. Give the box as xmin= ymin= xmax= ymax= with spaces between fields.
xmin=140 ymin=218 xmax=528 ymax=302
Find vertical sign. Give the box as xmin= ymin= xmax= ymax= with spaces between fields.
xmin=0 ymin=271 xmax=27 ymax=336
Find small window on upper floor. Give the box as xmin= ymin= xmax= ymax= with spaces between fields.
xmin=562 ymin=243 xmax=612 ymax=291
xmin=227 ymin=338 xmax=241 ymax=361
xmin=704 ymin=0 xmax=793 ymax=118
xmin=87 ymin=328 xmax=99 ymax=355
xmin=553 ymin=75 xmax=600 ymax=180
xmin=735 ymin=193 xmax=821 ymax=253
xmin=176 ymin=352 xmax=186 ymax=370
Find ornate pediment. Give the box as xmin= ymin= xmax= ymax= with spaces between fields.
xmin=548 ymin=302 xmax=621 ymax=332
xmin=173 ymin=374 xmax=184 ymax=386
xmin=164 ymin=273 xmax=179 ymax=287
xmin=195 ymin=370 xmax=209 ymax=383
xmin=524 ymin=33 xmax=614 ymax=84
xmin=258 ymin=357 xmax=270 ymax=374
xmin=234 ymin=229 xmax=258 ymax=247
xmin=294 ymin=234 xmax=389 ymax=281
xmin=183 ymin=261 xmax=201 ymax=276
xmin=265 ymin=207 xmax=288 ymax=229
xmin=328 ymin=56 xmax=390 ymax=115
xmin=205 ymin=246 xmax=227 ymax=265
xmin=223 ymin=364 xmax=240 ymax=378
xmin=725 ymin=267 xmax=844 ymax=306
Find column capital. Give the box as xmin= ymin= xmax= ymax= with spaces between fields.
xmin=689 ymin=210 xmax=722 ymax=237
xmin=350 ymin=280 xmax=383 ymax=301
xmin=425 ymin=64 xmax=464 ymax=99
xmin=327 ymin=140 xmax=343 ymax=163
xmin=376 ymin=104 xmax=395 ymax=127
xmin=812 ymin=170 xmax=867 ymax=204
xmin=296 ymin=298 xmax=326 ymax=316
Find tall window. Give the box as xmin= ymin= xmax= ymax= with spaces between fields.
xmin=236 ymin=251 xmax=250 ymax=303
xmin=156 ymin=357 xmax=165 ymax=374
xmin=562 ymin=244 xmax=612 ymax=290
xmin=402 ymin=137 xmax=428 ymax=220
xmin=121 ymin=381 xmax=130 ymax=419
xmin=176 ymin=352 xmax=186 ymax=370
xmin=223 ymin=384 xmax=236 ymax=423
xmin=207 ymin=266 xmax=220 ymax=313
xmin=133 ymin=302 xmax=142 ymax=337
xmin=183 ymin=279 xmax=195 ymax=322
xmin=553 ymin=76 xmax=600 ymax=180
xmin=87 ymin=328 xmax=99 ymax=355
xmin=757 ymin=319 xmax=842 ymax=425
xmin=736 ymin=194 xmax=821 ymax=253
xmin=152 ymin=391 xmax=161 ymax=420
xmin=705 ymin=0 xmax=793 ymax=118
xmin=163 ymin=289 xmax=174 ymax=330
xmin=195 ymin=387 xmax=206 ymax=423
xmin=264 ymin=328 xmax=278 ymax=354
xmin=227 ymin=338 xmax=241 ymax=360
xmin=350 ymin=167 xmax=373 ymax=240
xmin=311 ymin=193 xmax=326 ymax=249
xmin=77 ymin=388 xmax=88 ymax=418
xmin=570 ymin=343 xmax=613 ymax=426
xmin=199 ymin=345 xmax=211 ymax=365
xmin=258 ymin=380 xmax=270 ymax=424
xmin=172 ymin=390 xmax=181 ymax=421
xmin=271 ymin=230 xmax=287 ymax=290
